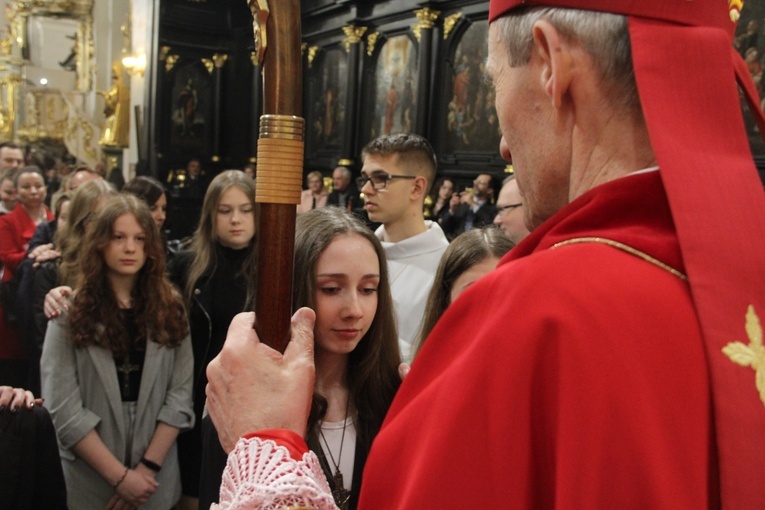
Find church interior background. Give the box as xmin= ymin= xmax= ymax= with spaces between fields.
xmin=0 ymin=0 xmax=762 ymax=236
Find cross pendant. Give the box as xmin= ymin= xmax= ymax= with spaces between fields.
xmin=332 ymin=470 xmax=351 ymax=510
xmin=116 ymin=358 xmax=140 ymax=395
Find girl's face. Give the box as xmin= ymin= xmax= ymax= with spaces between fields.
xmin=16 ymin=172 xmax=46 ymax=208
xmin=150 ymin=192 xmax=167 ymax=229
xmin=438 ymin=179 xmax=455 ymax=200
xmin=450 ymin=256 xmax=501 ymax=304
xmin=104 ymin=213 xmax=147 ymax=281
xmin=215 ymin=186 xmax=255 ymax=249
xmin=313 ymin=234 xmax=380 ymax=357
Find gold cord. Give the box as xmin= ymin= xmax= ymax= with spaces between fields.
xmin=551 ymin=237 xmax=687 ymax=281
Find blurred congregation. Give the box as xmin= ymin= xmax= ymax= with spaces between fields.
xmin=0 ymin=120 xmax=527 ymax=508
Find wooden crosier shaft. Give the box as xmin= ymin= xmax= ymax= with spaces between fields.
xmin=253 ymin=0 xmax=303 ymax=353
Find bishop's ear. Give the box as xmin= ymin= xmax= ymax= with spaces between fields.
xmin=532 ymin=20 xmax=572 ymax=109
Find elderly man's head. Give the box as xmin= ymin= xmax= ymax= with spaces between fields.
xmin=332 ymin=167 xmax=351 ymax=192
xmin=486 ymin=8 xmax=640 ymax=230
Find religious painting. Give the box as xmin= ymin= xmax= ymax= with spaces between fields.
xmin=371 ymin=34 xmax=418 ymax=139
xmin=306 ymin=47 xmax=348 ymax=153
xmin=168 ymin=59 xmax=213 ymax=156
xmin=734 ymin=1 xmax=765 ymax=157
xmin=444 ymin=20 xmax=500 ymax=154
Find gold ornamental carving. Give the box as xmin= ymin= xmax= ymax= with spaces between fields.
xmin=723 ymin=305 xmax=765 ymax=407
xmin=248 ymin=0 xmax=270 ymax=67
xmin=165 ymin=54 xmax=179 ymax=72
xmin=0 ymin=28 xmax=12 ymax=56
xmin=443 ymin=13 xmax=463 ymax=40
xmin=212 ymin=53 xmax=228 ymax=69
xmin=159 ymin=46 xmax=172 ymax=61
xmin=306 ymin=45 xmax=319 ymax=69
xmin=0 ymin=73 xmax=22 ymax=141
xmin=412 ymin=8 xmax=440 ymax=42
xmin=6 ymin=1 xmax=96 ymax=91
xmin=366 ymin=32 xmax=379 ymax=57
xmin=201 ymin=58 xmax=214 ymax=74
xmin=342 ymin=25 xmax=367 ymax=54
xmin=11 ymin=0 xmax=92 ymax=17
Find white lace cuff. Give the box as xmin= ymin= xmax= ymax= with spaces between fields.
xmin=212 ymin=436 xmax=338 ymax=510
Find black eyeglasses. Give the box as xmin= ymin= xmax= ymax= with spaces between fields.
xmin=495 ymin=203 xmax=522 ymax=215
xmin=356 ymin=173 xmax=416 ymax=190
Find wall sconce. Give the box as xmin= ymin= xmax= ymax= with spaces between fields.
xmin=122 ymin=53 xmax=146 ymax=76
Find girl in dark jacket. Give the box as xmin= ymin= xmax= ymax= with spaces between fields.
xmin=168 ymin=170 xmax=257 ymax=510
xmin=199 ymin=207 xmax=401 ymax=510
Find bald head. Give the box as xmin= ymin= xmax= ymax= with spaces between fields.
xmin=70 ymin=168 xmax=102 ymax=190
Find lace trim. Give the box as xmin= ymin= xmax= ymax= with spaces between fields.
xmin=212 ymin=437 xmax=338 ymax=510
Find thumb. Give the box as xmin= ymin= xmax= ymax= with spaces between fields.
xmin=284 ymin=307 xmax=316 ymax=362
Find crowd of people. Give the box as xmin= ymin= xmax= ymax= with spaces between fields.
xmin=0 ymin=132 xmax=518 ymax=509
xmin=2 ymin=0 xmax=765 ymax=508
xmin=202 ymin=0 xmax=765 ymax=509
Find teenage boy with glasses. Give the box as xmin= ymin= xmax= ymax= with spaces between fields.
xmin=358 ymin=133 xmax=448 ymax=362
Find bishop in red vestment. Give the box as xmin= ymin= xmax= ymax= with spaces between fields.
xmin=204 ymin=1 xmax=765 ymax=508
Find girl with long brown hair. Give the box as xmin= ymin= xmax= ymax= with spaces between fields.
xmin=168 ymin=170 xmax=257 ymax=509
xmin=41 ymin=194 xmax=193 ymax=509
xmin=199 ymin=207 xmax=401 ymax=510
xmin=26 ymin=180 xmax=116 ymax=393
xmin=414 ymin=226 xmax=513 ymax=358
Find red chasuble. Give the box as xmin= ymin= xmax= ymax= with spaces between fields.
xmin=360 ymin=171 xmax=717 ymax=508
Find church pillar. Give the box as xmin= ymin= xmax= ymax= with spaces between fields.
xmin=412 ymin=7 xmax=439 ymax=136
xmin=341 ymin=24 xmax=366 ymax=165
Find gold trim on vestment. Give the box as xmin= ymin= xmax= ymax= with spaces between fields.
xmin=550 ymin=237 xmax=687 ymax=280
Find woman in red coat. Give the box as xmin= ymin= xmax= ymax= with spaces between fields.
xmin=0 ymin=166 xmax=53 ymax=387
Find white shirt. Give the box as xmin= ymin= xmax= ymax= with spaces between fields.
xmin=376 ymin=221 xmax=449 ymax=363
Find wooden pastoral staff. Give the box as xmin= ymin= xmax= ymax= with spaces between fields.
xmin=248 ymin=0 xmax=304 ymax=353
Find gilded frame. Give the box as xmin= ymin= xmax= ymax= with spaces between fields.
xmin=9 ymin=0 xmax=94 ymax=92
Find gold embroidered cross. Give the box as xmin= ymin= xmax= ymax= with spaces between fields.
xmin=722 ymin=305 xmax=765 ymax=407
